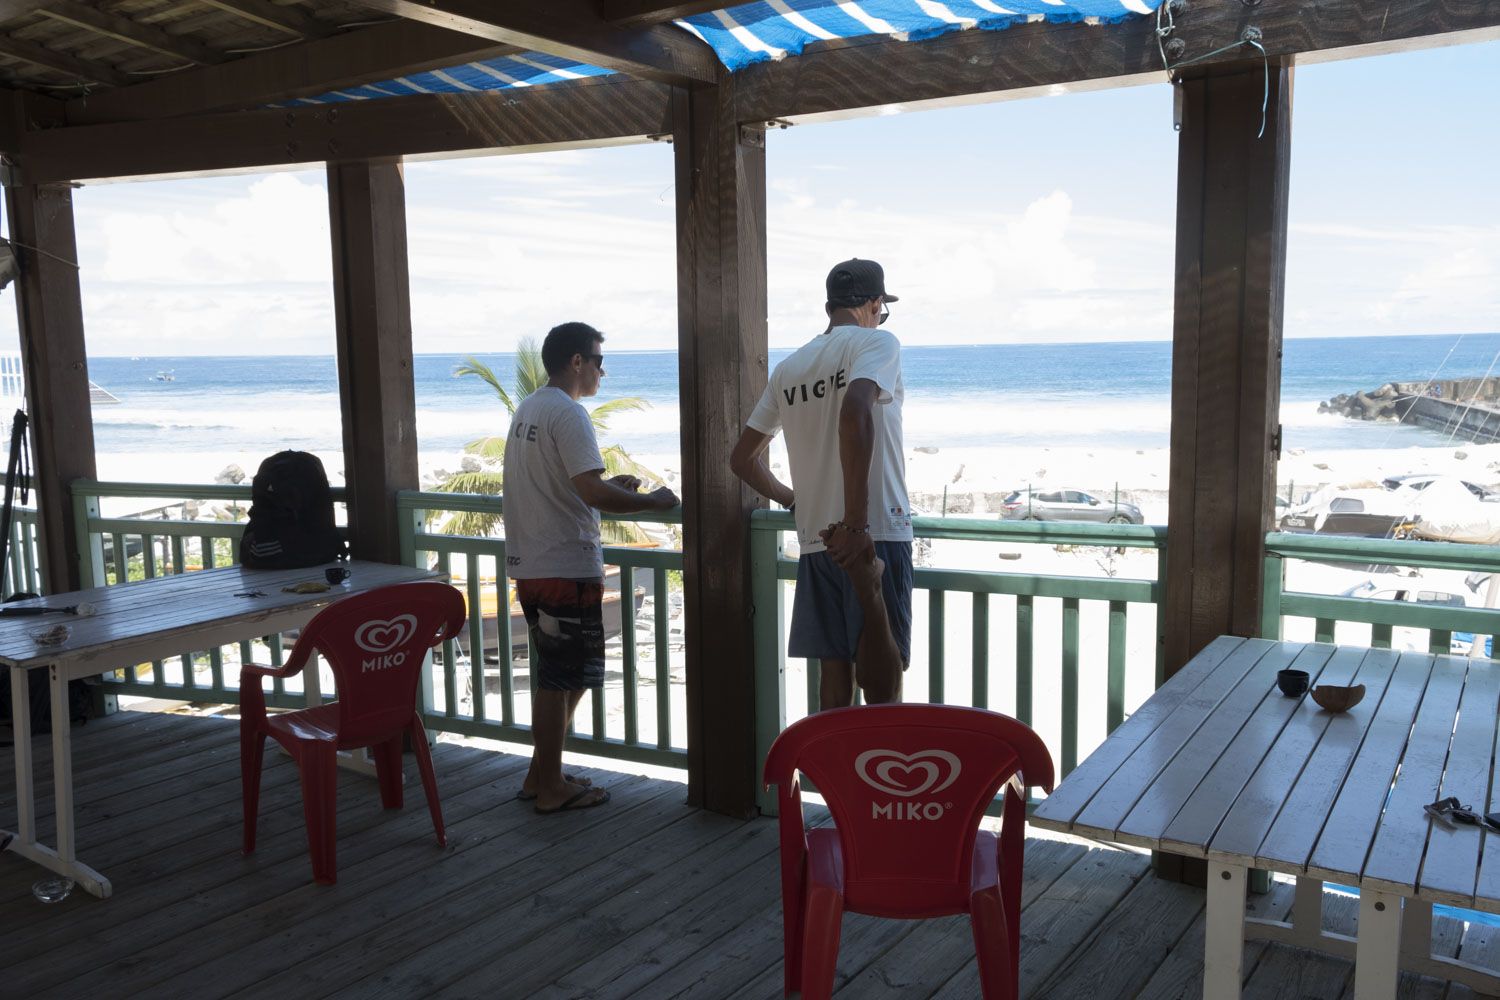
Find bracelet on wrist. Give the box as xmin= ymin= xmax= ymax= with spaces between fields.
xmin=834 ymin=521 xmax=869 ymax=534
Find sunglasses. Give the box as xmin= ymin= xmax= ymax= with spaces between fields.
xmin=1424 ymin=796 xmax=1500 ymax=831
xmin=583 ymin=353 xmax=604 ymax=370
xmin=878 ymin=300 xmax=891 ymax=326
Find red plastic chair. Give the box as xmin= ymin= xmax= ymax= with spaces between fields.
xmin=240 ymin=581 xmax=466 ymax=884
xmin=763 ymin=704 xmax=1054 ymax=1000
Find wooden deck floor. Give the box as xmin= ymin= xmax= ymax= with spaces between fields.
xmin=3 ymin=708 xmax=1500 ymax=999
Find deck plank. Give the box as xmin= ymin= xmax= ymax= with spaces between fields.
xmin=931 ymin=842 xmax=1152 ymax=999
xmin=1028 ymin=854 xmax=1206 ymax=999
xmin=827 ymin=839 xmax=1088 ymax=999
xmin=1137 ymin=878 xmax=1297 ymax=999
xmin=73 ymin=773 xmax=674 ymax=1000
xmin=1240 ymin=892 xmax=1358 ymax=999
xmin=13 ymin=705 xmax=1500 ymax=999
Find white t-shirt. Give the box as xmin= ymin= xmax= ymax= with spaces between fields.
xmin=502 ymin=387 xmax=607 ymax=580
xmin=747 ymin=325 xmax=912 ymax=552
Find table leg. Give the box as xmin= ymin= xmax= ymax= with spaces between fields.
xmin=1205 ymin=861 xmax=1248 ymax=1000
xmin=8 ymin=666 xmax=35 ymax=843
xmin=1292 ymin=877 xmax=1324 ymax=945
xmin=50 ymin=665 xmax=75 ymax=863
xmin=1399 ymin=897 xmax=1432 ymax=966
xmin=1 ymin=664 xmax=111 ymax=898
xmin=1355 ymin=889 xmax=1402 ymax=999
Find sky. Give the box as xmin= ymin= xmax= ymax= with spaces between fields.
xmin=2 ymin=36 xmax=1496 ymax=357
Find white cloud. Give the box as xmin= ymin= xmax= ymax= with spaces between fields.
xmin=1287 ymin=222 xmax=1500 ymax=336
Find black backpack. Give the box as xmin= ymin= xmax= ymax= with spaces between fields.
xmin=238 ymin=451 xmax=348 ymax=569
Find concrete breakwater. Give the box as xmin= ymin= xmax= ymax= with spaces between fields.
xmin=1321 ymin=377 xmax=1500 ymax=444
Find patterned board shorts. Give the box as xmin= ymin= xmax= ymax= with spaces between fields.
xmin=515 ymin=577 xmax=606 ymax=692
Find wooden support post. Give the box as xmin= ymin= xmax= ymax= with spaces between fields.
xmin=673 ymin=75 xmax=767 ymax=817
xmin=328 ymin=161 xmax=418 ymax=564
xmin=1160 ymin=61 xmax=1293 ymax=884
xmin=3 ymin=180 xmax=96 ymax=593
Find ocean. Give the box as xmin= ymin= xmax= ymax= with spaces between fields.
xmin=82 ymin=331 xmax=1500 ymax=482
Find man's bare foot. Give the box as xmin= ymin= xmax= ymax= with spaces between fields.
xmin=533 ymin=777 xmax=608 ymax=813
xmin=519 ymin=773 xmax=592 ymax=801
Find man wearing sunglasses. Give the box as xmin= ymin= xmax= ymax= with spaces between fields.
xmin=730 ymin=259 xmax=912 ymax=708
xmin=504 ymin=321 xmax=679 ymax=814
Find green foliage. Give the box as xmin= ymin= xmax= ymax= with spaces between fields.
xmin=430 ymin=340 xmax=668 ymax=543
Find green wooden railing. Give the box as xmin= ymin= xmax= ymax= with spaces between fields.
xmin=69 ymin=482 xmax=687 ymax=765
xmin=3 ymin=506 xmax=42 ymax=599
xmin=73 ymin=481 xmax=319 ymax=710
xmin=1263 ymin=531 xmax=1500 ymax=653
xmin=751 ymin=509 xmax=1168 ymax=814
xmin=58 ymin=481 xmax=1500 ymax=814
xmin=395 ymin=491 xmax=685 ymax=767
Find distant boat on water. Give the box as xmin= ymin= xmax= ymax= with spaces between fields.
xmin=153 ymin=370 xmax=175 ymax=382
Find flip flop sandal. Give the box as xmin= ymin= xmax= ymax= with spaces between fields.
xmin=535 ymin=787 xmax=610 ymax=815
xmin=515 ymin=774 xmax=593 ymax=801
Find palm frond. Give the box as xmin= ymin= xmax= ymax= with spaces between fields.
xmin=427 ymin=469 xmax=504 ymax=536
xmin=588 ymin=396 xmax=649 ymax=432
xmin=429 ymin=470 xmax=504 ymax=497
xmin=514 ymin=336 xmax=548 ymax=398
xmin=464 ymin=436 xmax=507 ymax=462
xmin=454 ymin=355 xmax=518 ymax=413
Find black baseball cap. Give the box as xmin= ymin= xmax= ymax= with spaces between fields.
xmin=826 ymin=258 xmax=899 ymax=305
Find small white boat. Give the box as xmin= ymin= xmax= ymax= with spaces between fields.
xmin=153 ymin=370 xmax=175 ymax=382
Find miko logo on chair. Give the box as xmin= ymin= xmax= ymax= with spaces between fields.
xmin=855 ymin=749 xmax=961 ymax=821
xmin=354 ymin=614 xmax=418 ymax=673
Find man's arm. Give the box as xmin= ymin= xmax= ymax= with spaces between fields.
xmin=823 ymin=378 xmax=880 ymax=568
xmin=837 ymin=378 xmax=879 ymax=529
xmin=571 ymin=470 xmax=679 ymax=514
xmin=730 ymin=427 xmax=794 ymax=507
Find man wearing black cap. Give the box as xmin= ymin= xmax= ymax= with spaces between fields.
xmin=730 ymin=258 xmax=912 ymax=706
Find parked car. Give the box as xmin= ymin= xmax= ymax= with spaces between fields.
xmin=1381 ymin=473 xmax=1500 ymax=501
xmin=1341 ymin=575 xmax=1500 ymax=657
xmin=999 ymin=488 xmax=1143 ymax=524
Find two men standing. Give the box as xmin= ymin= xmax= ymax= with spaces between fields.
xmin=504 ymin=258 xmax=909 ymax=813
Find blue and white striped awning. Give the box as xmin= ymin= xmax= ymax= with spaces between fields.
xmin=680 ymin=0 xmax=1162 ymax=71
xmin=296 ymin=0 xmax=1159 ymax=104
xmin=295 ymin=51 xmax=615 ymax=104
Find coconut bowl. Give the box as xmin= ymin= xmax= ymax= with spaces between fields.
xmin=1310 ymin=683 xmax=1366 ymax=713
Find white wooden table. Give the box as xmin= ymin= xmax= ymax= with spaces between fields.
xmin=1032 ymin=635 xmax=1500 ymax=999
xmin=0 ymin=560 xmax=438 ymax=899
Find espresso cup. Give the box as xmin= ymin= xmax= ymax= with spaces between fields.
xmin=325 ymin=566 xmax=352 ymax=585
xmin=1276 ymin=669 xmax=1310 ymax=697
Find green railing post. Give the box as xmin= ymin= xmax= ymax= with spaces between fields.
xmin=1260 ymin=550 xmax=1285 ymax=640
xmin=69 ymin=485 xmax=105 ymax=591
xmin=752 ymin=510 xmax=789 ymax=816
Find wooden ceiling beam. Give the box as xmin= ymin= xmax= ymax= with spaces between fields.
xmin=0 ymin=1 xmax=50 ymax=24
xmin=343 ymin=0 xmax=717 ymax=85
xmin=193 ymin=0 xmax=334 ymax=39
xmin=0 ymin=31 xmax=130 ymax=87
xmin=599 ymin=1 xmax=724 ymax=30
xmin=63 ymin=22 xmax=516 ymax=124
xmin=39 ymin=0 xmax=224 ymax=66
xmin=19 ymin=75 xmax=672 ymax=183
xmin=736 ymin=0 xmax=1500 ymax=123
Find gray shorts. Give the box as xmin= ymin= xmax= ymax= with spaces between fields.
xmin=789 ymin=541 xmax=913 ymax=665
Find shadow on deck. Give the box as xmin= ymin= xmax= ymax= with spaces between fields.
xmin=3 ymin=709 xmax=1499 ymax=999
